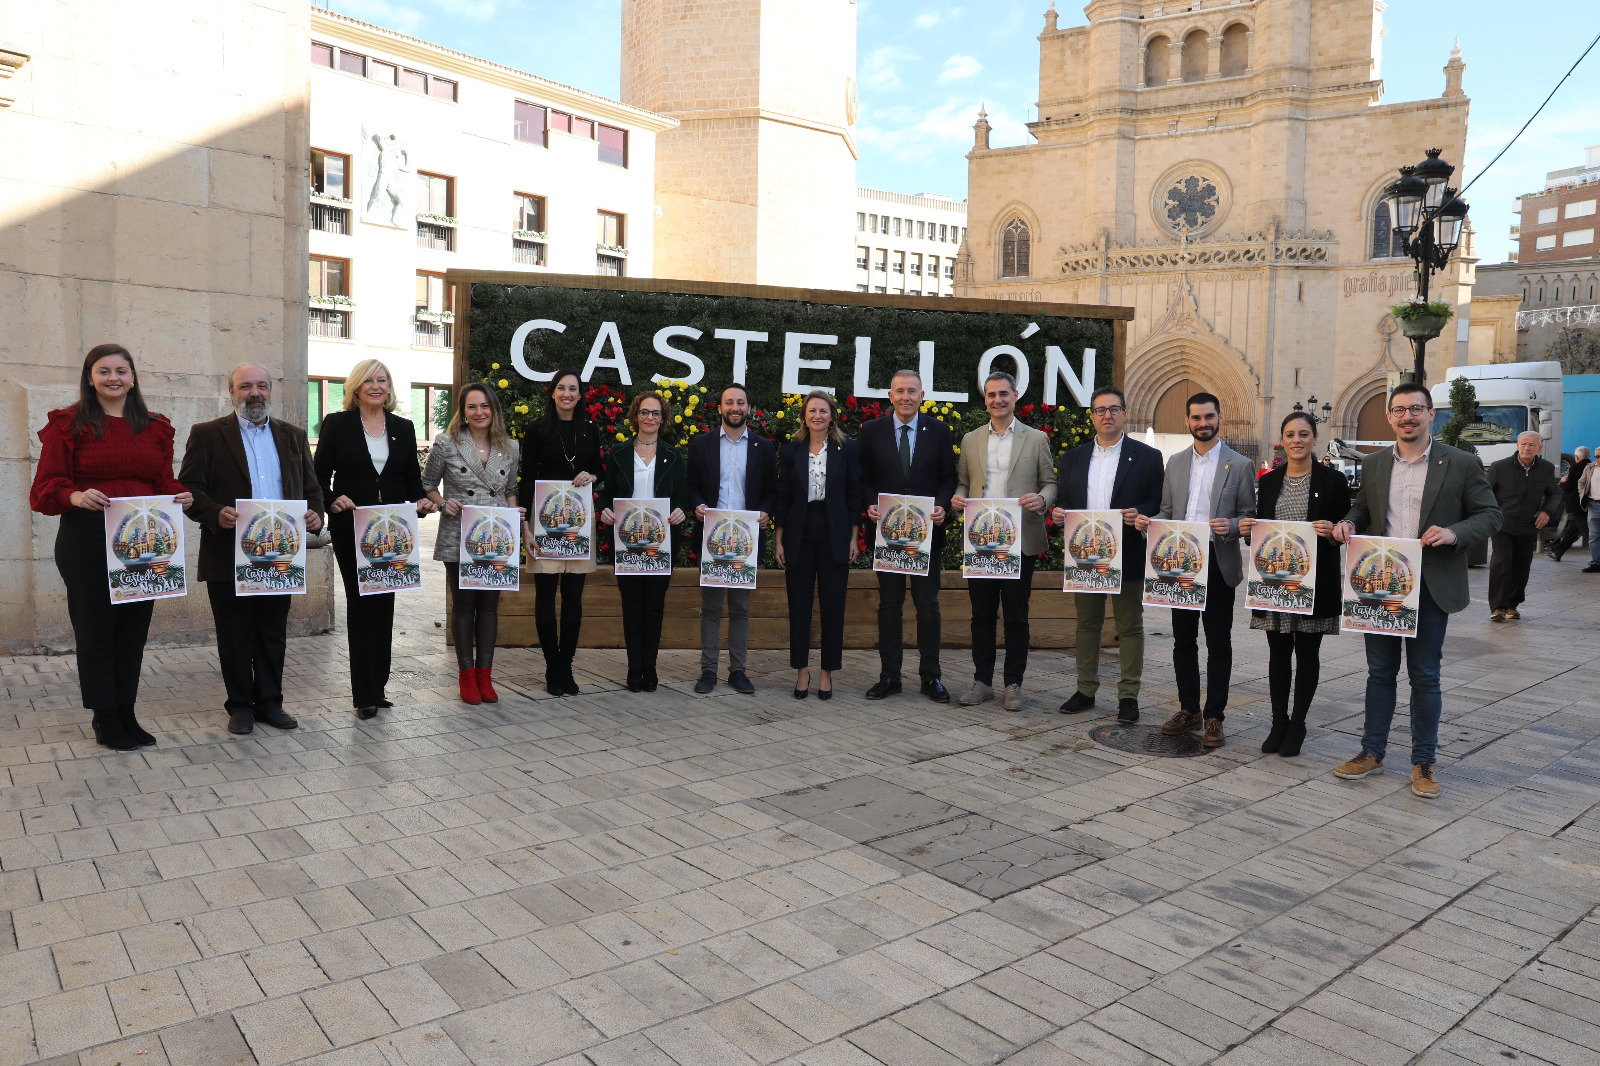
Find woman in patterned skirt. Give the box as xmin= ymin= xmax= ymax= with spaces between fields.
xmin=1240 ymin=411 xmax=1351 ymax=757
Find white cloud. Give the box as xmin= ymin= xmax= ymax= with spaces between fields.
xmin=915 ymin=12 xmax=941 ymax=28
xmin=858 ymin=97 xmax=1030 ymax=165
xmin=938 ymin=54 xmax=983 ymax=84
xmin=862 ymin=45 xmax=918 ymax=91
xmin=331 ymin=0 xmax=428 ymax=33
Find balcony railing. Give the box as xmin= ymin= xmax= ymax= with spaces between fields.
xmin=310 ymin=201 xmax=350 ymax=235
xmin=414 ymin=319 xmax=454 ymax=348
xmin=417 ymin=221 xmax=455 ymax=251
xmin=513 ymin=238 xmax=546 ymax=266
xmin=309 ymin=308 xmax=351 ymax=339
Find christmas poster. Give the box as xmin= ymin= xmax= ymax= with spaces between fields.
xmin=1246 ymin=520 xmax=1318 ymax=615
xmin=1341 ymin=536 xmax=1423 ymax=637
xmin=531 ymin=480 xmax=593 ymax=560
xmin=458 ymin=505 xmax=522 ymax=590
xmin=234 ymin=499 xmax=307 ymax=596
xmin=352 ymin=504 xmax=422 ymax=596
xmin=613 ymin=498 xmax=673 ymax=576
xmin=962 ymin=500 xmax=1023 ymax=579
xmin=1142 ymin=519 xmax=1211 ymax=610
xmin=873 ymin=494 xmax=935 ymax=576
xmin=1060 ymin=510 xmax=1124 ymax=594
xmin=104 ymin=496 xmax=188 ymax=603
xmin=699 ymin=509 xmax=760 ymax=589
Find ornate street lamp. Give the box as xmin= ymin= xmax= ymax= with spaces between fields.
xmin=1291 ymin=396 xmax=1334 ymax=426
xmin=1382 ymin=148 xmax=1470 ymax=385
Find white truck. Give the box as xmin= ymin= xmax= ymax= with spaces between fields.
xmin=1429 ymin=361 xmax=1566 ymax=469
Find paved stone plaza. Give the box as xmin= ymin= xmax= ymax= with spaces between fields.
xmin=2 ymin=556 xmax=1598 ymax=1066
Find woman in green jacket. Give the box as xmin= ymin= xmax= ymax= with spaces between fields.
xmin=598 ymin=390 xmax=689 ymax=691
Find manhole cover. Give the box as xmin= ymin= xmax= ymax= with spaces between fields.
xmin=1089 ymin=723 xmax=1206 ymax=758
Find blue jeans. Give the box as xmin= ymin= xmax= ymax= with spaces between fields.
xmin=1361 ymin=583 xmax=1448 ymax=766
xmin=1590 ymin=502 xmax=1600 ymax=564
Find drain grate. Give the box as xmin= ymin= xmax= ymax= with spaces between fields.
xmin=1090 ymin=723 xmax=1207 ymax=758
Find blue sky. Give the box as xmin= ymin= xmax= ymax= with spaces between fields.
xmin=323 ymin=0 xmax=1598 ymax=264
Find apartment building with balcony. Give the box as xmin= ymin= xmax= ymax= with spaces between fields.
xmin=306 ymin=9 xmax=674 ymax=441
xmin=1511 ymin=145 xmax=1600 ymax=266
xmin=853 ymin=188 xmax=968 ymax=297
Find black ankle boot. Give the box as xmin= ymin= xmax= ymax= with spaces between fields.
xmin=1279 ymin=719 xmax=1308 ymax=757
xmin=119 ymin=705 xmax=156 ymax=747
xmin=1261 ymin=714 xmax=1288 ymax=754
xmin=561 ymin=659 xmax=581 ymax=696
xmin=545 ymin=665 xmax=563 ymax=696
xmin=92 ymin=709 xmax=139 ymax=751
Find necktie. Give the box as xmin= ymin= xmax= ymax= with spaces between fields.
xmin=899 ymin=424 xmax=911 ymax=478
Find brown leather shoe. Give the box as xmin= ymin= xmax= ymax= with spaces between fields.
xmin=1506 ymin=608 xmax=1522 ymax=620
xmin=1202 ymin=718 xmax=1225 ymax=748
xmin=1490 ymin=609 xmax=1506 ymax=622
xmin=1334 ymin=749 xmax=1383 ymax=779
xmin=1411 ymin=762 xmax=1441 ymax=798
xmin=1161 ymin=709 xmax=1201 ymax=735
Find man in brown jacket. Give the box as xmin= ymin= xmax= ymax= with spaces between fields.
xmin=179 ymin=365 xmax=324 ymax=735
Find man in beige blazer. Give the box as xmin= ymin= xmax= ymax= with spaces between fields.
xmin=951 ymin=371 xmax=1058 ymax=711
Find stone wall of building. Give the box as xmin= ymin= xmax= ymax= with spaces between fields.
xmin=0 ymin=0 xmax=322 ymax=653
xmin=960 ymin=0 xmax=1473 ymax=456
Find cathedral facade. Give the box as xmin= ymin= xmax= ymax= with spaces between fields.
xmin=957 ymin=0 xmax=1473 ymax=455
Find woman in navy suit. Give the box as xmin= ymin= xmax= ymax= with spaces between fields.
xmin=776 ymin=390 xmax=863 ymax=700
xmin=314 ymin=359 xmax=436 ymax=720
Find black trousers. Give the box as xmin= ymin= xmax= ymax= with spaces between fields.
xmin=1488 ymin=531 xmax=1537 ymax=610
xmin=785 ymin=501 xmax=848 ymax=671
xmin=877 ymin=570 xmax=942 ymax=682
xmin=206 ymin=581 xmax=291 ymax=715
xmin=618 ymin=575 xmax=670 ymax=677
xmin=332 ymin=523 xmax=394 ymax=709
xmin=969 ymin=555 xmax=1035 ymax=686
xmin=1550 ymin=509 xmax=1586 ymax=556
xmin=1265 ymin=630 xmax=1323 ymax=720
xmin=1172 ymin=555 xmax=1236 ymax=719
xmin=56 ymin=509 xmax=153 ymax=711
xmin=444 ymin=566 xmax=500 ymax=670
xmin=534 ymin=572 xmax=586 ymax=668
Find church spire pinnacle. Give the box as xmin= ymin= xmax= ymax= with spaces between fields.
xmin=973 ymin=104 xmax=991 ymax=151
xmin=1443 ymin=38 xmax=1465 ymax=98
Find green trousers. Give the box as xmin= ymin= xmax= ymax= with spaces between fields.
xmin=1073 ymin=583 xmax=1145 ymax=701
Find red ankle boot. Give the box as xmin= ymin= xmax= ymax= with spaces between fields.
xmin=458 ymin=668 xmax=482 ymax=704
xmin=475 ymin=667 xmax=498 ymax=703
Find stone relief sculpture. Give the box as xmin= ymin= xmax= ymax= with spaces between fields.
xmin=360 ymin=127 xmax=411 ymax=229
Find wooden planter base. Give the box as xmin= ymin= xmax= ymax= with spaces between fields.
xmin=447 ymin=566 xmax=1117 ymax=650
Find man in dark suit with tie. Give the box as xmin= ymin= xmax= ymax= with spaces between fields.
xmin=179 ymin=364 xmax=324 ymax=735
xmin=687 ymin=383 xmax=780 ymax=695
xmin=858 ymin=369 xmax=959 ymax=703
xmin=1053 ymin=385 xmax=1164 ymax=723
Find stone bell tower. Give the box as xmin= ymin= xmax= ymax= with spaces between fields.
xmin=621 ymin=0 xmax=858 ymax=289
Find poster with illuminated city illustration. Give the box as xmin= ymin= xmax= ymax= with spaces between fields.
xmin=1246 ymin=520 xmax=1318 ymax=615
xmin=104 ymin=496 xmax=188 ymax=603
xmin=873 ymin=494 xmax=935 ymax=576
xmin=1060 ymin=510 xmax=1123 ymax=594
xmin=1341 ymin=536 xmax=1423 ymax=637
xmin=234 ymin=499 xmax=307 ymax=596
xmin=352 ymin=504 xmax=422 ymax=596
xmin=700 ymin=509 xmax=760 ymax=588
xmin=962 ymin=500 xmax=1023 ymax=579
xmin=1142 ymin=519 xmax=1211 ymax=610
xmin=532 ymin=480 xmax=593 ymax=560
xmin=613 ymin=498 xmax=673 ymax=576
xmin=457 ymin=505 xmax=522 ymax=591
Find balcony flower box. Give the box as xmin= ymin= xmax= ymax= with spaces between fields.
xmin=417 ymin=213 xmax=459 ymax=226
xmin=310 ymin=295 xmax=355 ymax=309
xmin=513 ymin=229 xmax=547 ymax=241
xmin=415 ymin=309 xmax=455 ymax=323
xmin=311 ymin=191 xmax=353 ymax=206
xmin=597 ymin=243 xmax=629 ymax=257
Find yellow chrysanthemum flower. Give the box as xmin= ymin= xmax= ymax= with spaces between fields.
xmin=616 ymin=432 xmax=626 ymax=441
xmin=492 ymin=362 xmax=500 ymax=370
xmin=497 ymin=379 xmax=508 ymax=388
xmin=674 ymin=414 xmax=683 ymax=423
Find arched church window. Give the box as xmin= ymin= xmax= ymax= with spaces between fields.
xmin=1144 ymin=37 xmax=1170 ymax=86
xmin=1220 ymin=23 xmax=1249 ymax=76
xmin=1538 ymin=285 xmax=1545 ymax=303
xmin=1589 ymin=282 xmax=1595 ymax=301
xmin=1001 ymin=219 xmax=1031 ymax=277
xmin=1371 ymin=201 xmax=1396 ymax=259
xmin=1181 ymin=31 xmax=1208 ymax=82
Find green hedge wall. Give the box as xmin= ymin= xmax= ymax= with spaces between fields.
xmin=466 ymin=282 xmax=1114 ymax=438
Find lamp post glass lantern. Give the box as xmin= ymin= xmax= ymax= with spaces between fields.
xmin=1291 ymin=396 xmax=1333 ymax=426
xmin=1382 ymin=148 xmax=1469 ymax=385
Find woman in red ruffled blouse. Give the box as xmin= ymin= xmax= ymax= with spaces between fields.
xmin=30 ymin=343 xmax=191 ymax=751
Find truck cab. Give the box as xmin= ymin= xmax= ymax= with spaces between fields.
xmin=1430 ymin=361 xmax=1565 ymax=468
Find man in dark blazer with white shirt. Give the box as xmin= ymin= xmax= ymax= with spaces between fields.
xmin=179 ymin=364 xmax=324 ymax=735
xmin=687 ymin=383 xmax=779 ymax=695
xmin=858 ymin=369 xmax=959 ymax=703
xmin=1135 ymin=391 xmax=1256 ymax=748
xmin=1053 ymin=385 xmax=1164 ymax=723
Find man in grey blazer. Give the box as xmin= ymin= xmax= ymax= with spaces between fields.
xmin=1135 ymin=391 xmax=1255 ymax=747
xmin=951 ymin=371 xmax=1058 ymax=711
xmin=1332 ymin=381 xmax=1502 ymax=798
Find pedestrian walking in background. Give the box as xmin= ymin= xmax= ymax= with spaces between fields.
xmin=1486 ymin=431 xmax=1559 ymax=621
xmin=1548 ymin=446 xmax=1591 ymax=562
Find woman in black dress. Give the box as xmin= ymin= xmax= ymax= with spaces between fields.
xmin=598 ymin=390 xmax=688 ymax=692
xmin=314 ymin=358 xmax=437 ymax=720
xmin=1240 ymin=411 xmax=1351 ymax=756
xmin=519 ymin=368 xmax=601 ymax=695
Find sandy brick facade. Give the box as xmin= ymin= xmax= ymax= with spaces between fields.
xmin=958 ymin=0 xmax=1474 ymax=456
xmin=621 ymin=0 xmax=858 ymax=289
